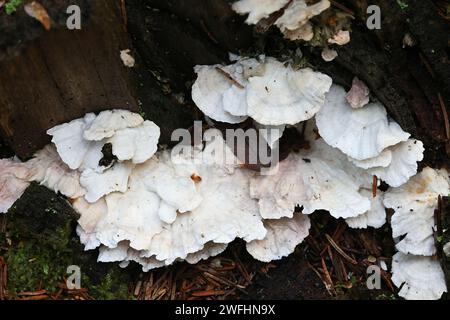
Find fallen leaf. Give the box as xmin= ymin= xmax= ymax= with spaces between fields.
xmin=24 ymin=1 xmax=51 ymax=31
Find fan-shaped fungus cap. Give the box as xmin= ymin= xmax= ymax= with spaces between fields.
xmin=46 ymin=113 xmax=97 ymax=170
xmin=328 ymin=30 xmax=350 ymax=45
xmin=346 ymin=190 xmax=386 ymax=229
xmin=384 ymin=167 xmax=450 ymax=256
xmin=246 ymin=59 xmax=332 ymax=126
xmin=250 ymin=135 xmax=371 ymax=220
xmin=246 ymin=214 xmax=310 ymax=262
xmin=368 ymin=139 xmax=424 ymax=187
xmin=83 ymin=109 xmax=144 ymax=141
xmin=316 ymin=85 xmax=410 ymax=160
xmin=107 ymin=120 xmax=160 ymax=164
xmin=192 ymin=64 xmax=249 ymax=124
xmin=0 ymin=158 xmax=30 ymax=213
xmin=18 ymin=146 xmax=86 ymax=199
xmin=275 ymin=0 xmax=330 ymax=41
xmin=392 ymin=252 xmax=447 ymax=300
xmin=321 ymin=47 xmax=338 ymax=62
xmin=231 ymin=0 xmax=290 ymax=25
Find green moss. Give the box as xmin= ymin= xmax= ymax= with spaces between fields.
xmin=4 ymin=0 xmax=22 ymax=15
xmin=396 ymin=0 xmax=409 ymax=10
xmin=87 ymin=269 xmax=135 ymax=300
xmin=3 ymin=184 xmax=139 ymax=300
xmin=6 ymin=241 xmax=71 ymax=294
xmin=376 ymin=293 xmax=397 ymax=300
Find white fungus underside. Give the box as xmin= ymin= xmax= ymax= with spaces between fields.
xmin=384 ymin=167 xmax=450 ymax=256
xmin=246 ymin=214 xmax=311 ymax=262
xmin=392 ymin=252 xmax=447 ymax=300
xmin=316 ymin=85 xmax=410 ymax=160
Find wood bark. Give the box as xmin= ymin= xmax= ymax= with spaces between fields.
xmin=0 ymin=1 xmax=137 ymax=159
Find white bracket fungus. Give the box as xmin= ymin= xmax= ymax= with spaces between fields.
xmin=384 ymin=167 xmax=450 ymax=256
xmin=345 ymin=189 xmax=386 ymax=229
xmin=246 ymin=214 xmax=311 ymax=262
xmin=274 ymin=0 xmax=330 ymax=41
xmin=0 ymin=158 xmax=30 ymax=213
xmin=316 ymin=85 xmax=410 ymax=161
xmin=192 ymin=56 xmax=332 ymax=130
xmin=18 ymin=146 xmax=86 ymax=199
xmin=47 ymin=109 xmax=160 ymax=203
xmin=246 ymin=59 xmax=332 ymax=126
xmin=250 ymin=124 xmax=372 ymax=220
xmin=321 ymin=47 xmax=338 ymax=62
xmin=328 ymin=30 xmax=351 ymax=46
xmin=392 ymin=252 xmax=447 ymax=300
xmin=232 ymin=0 xmax=331 ymax=42
xmin=367 ymin=139 xmax=424 ymax=187
xmin=231 ymin=0 xmax=290 ymax=25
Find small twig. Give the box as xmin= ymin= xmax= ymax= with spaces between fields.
xmin=119 ymin=0 xmax=128 ymax=31
xmin=215 ymin=67 xmax=245 ymax=89
xmin=330 ymin=0 xmax=355 ymax=16
xmin=438 ymin=93 xmax=450 ymax=140
xmin=372 ymin=175 xmax=378 ymax=198
xmin=18 ymin=289 xmax=47 ymax=296
xmin=418 ymin=52 xmax=436 ymax=78
xmin=200 ymin=19 xmax=219 ymax=44
xmin=326 ymin=234 xmax=358 ymax=265
xmin=320 ymin=257 xmax=335 ymax=294
xmin=191 ymin=290 xmax=226 ymax=297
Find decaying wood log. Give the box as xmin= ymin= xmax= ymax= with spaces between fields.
xmin=0 ymin=1 xmax=137 ymax=159
xmin=124 ymin=0 xmax=253 ymax=145
xmin=0 ymin=0 xmax=88 ymax=61
xmin=315 ymin=0 xmax=450 ymax=165
xmin=0 ymin=0 xmax=449 ymax=164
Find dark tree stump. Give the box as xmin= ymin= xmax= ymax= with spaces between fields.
xmin=0 ymin=1 xmax=137 ymax=159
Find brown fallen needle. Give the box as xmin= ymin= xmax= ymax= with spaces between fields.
xmin=372 ymin=175 xmax=378 ymax=198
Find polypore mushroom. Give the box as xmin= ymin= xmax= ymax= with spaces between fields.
xmin=71 ymin=129 xmax=267 ymax=271
xmin=141 ymin=154 xmax=266 ymax=265
xmin=232 ymin=0 xmax=330 ymax=42
xmin=192 ymin=57 xmax=332 ymax=128
xmin=345 ymin=189 xmax=386 ymax=229
xmin=246 ymin=214 xmax=311 ymax=262
xmin=120 ymin=49 xmax=135 ymax=68
xmin=444 ymin=242 xmax=450 ymax=257
xmin=328 ymin=30 xmax=350 ymax=45
xmin=321 ymin=47 xmax=338 ymax=62
xmin=391 ymin=252 xmax=447 ymax=300
xmin=368 ymin=139 xmax=424 ymax=187
xmin=348 ymin=148 xmax=393 ymax=169
xmin=107 ymin=120 xmax=160 ymax=164
xmin=384 ymin=167 xmax=450 ymax=256
xmin=83 ymin=109 xmax=144 ymax=141
xmin=231 ymin=0 xmax=290 ymax=25
xmin=275 ymin=0 xmax=330 ymax=41
xmin=80 ymin=162 xmax=134 ymax=203
xmin=0 ymin=158 xmax=29 ymax=213
xmin=46 ymin=113 xmax=98 ymax=170
xmin=192 ymin=62 xmax=251 ymax=123
xmin=316 ymin=85 xmax=410 ymax=161
xmin=250 ymin=129 xmax=372 ymax=219
xmin=254 ymin=122 xmax=285 ymax=148
xmin=47 ymin=110 xmax=160 ymax=202
xmin=246 ymin=59 xmax=332 ymax=126
xmin=17 ymin=145 xmax=86 ymax=199
xmin=94 ymin=188 xmax=164 ymax=251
